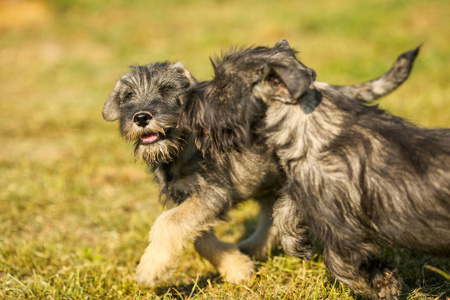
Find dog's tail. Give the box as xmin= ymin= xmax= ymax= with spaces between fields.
xmin=314 ymin=46 xmax=421 ymax=103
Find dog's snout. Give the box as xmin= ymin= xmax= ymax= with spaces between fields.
xmin=133 ymin=112 xmax=152 ymax=127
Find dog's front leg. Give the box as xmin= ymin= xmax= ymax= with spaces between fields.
xmin=273 ymin=193 xmax=314 ymax=260
xmin=136 ymin=191 xmax=230 ymax=286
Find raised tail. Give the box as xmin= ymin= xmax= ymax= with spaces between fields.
xmin=314 ymin=46 xmax=421 ymax=103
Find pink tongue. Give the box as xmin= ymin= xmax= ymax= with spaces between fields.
xmin=142 ymin=133 xmax=159 ymax=143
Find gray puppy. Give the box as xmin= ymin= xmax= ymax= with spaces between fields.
xmin=180 ymin=40 xmax=449 ymax=299
xmin=102 ymin=48 xmax=419 ymax=286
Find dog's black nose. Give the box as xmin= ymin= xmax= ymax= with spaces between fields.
xmin=133 ymin=112 xmax=152 ymax=127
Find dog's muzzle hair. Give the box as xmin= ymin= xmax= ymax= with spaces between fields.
xmin=119 ymin=107 xmax=186 ymax=165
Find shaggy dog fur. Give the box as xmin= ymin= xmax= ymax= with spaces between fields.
xmin=180 ymin=40 xmax=449 ymax=299
xmin=102 ymin=48 xmax=421 ymax=287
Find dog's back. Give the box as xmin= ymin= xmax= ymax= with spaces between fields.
xmin=317 ymin=93 xmax=450 ymax=256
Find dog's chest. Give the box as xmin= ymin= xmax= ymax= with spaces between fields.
xmin=153 ymin=156 xmax=202 ymax=204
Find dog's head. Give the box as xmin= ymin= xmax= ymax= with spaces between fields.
xmin=103 ymin=62 xmax=196 ymax=165
xmin=180 ymin=40 xmax=317 ymax=155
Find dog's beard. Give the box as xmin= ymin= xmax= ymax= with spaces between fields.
xmin=120 ymin=120 xmax=186 ymax=166
xmin=134 ymin=132 xmax=185 ymax=165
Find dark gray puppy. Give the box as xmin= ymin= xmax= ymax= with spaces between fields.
xmin=180 ymin=40 xmax=450 ymax=299
xmin=102 ymin=50 xmax=419 ymax=286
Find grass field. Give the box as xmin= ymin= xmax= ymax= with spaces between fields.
xmin=1 ymin=0 xmax=449 ymax=299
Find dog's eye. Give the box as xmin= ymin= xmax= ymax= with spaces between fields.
xmin=160 ymin=85 xmax=175 ymax=98
xmin=125 ymin=92 xmax=134 ymax=100
xmin=119 ymin=92 xmax=134 ymax=106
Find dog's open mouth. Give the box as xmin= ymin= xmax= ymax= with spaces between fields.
xmin=140 ymin=132 xmax=165 ymax=145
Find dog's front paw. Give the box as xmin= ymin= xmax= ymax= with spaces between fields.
xmin=135 ymin=245 xmax=174 ymax=286
xmin=217 ymin=248 xmax=255 ymax=284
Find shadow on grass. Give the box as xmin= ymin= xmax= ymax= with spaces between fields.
xmin=153 ymin=272 xmax=222 ymax=299
xmin=323 ymin=249 xmax=450 ymax=300
xmin=396 ymin=250 xmax=450 ymax=300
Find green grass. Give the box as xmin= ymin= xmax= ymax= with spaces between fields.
xmin=1 ymin=0 xmax=449 ymax=298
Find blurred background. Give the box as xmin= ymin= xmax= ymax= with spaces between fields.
xmin=1 ymin=0 xmax=449 ymax=299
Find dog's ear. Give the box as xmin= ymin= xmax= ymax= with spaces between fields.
xmin=103 ymin=77 xmax=125 ymax=122
xmin=253 ymin=63 xmax=313 ymax=104
xmin=171 ymin=61 xmax=197 ymax=88
xmin=274 ymin=39 xmax=291 ymax=50
xmin=178 ymin=85 xmax=205 ymax=133
xmin=171 ymin=62 xmax=198 ymax=106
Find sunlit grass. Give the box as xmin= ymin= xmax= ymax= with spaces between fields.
xmin=1 ymin=0 xmax=449 ymax=299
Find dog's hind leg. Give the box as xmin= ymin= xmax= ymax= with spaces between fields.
xmin=323 ymin=245 xmax=401 ymax=300
xmin=194 ymin=230 xmax=254 ymax=283
xmin=238 ymin=194 xmax=279 ymax=261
